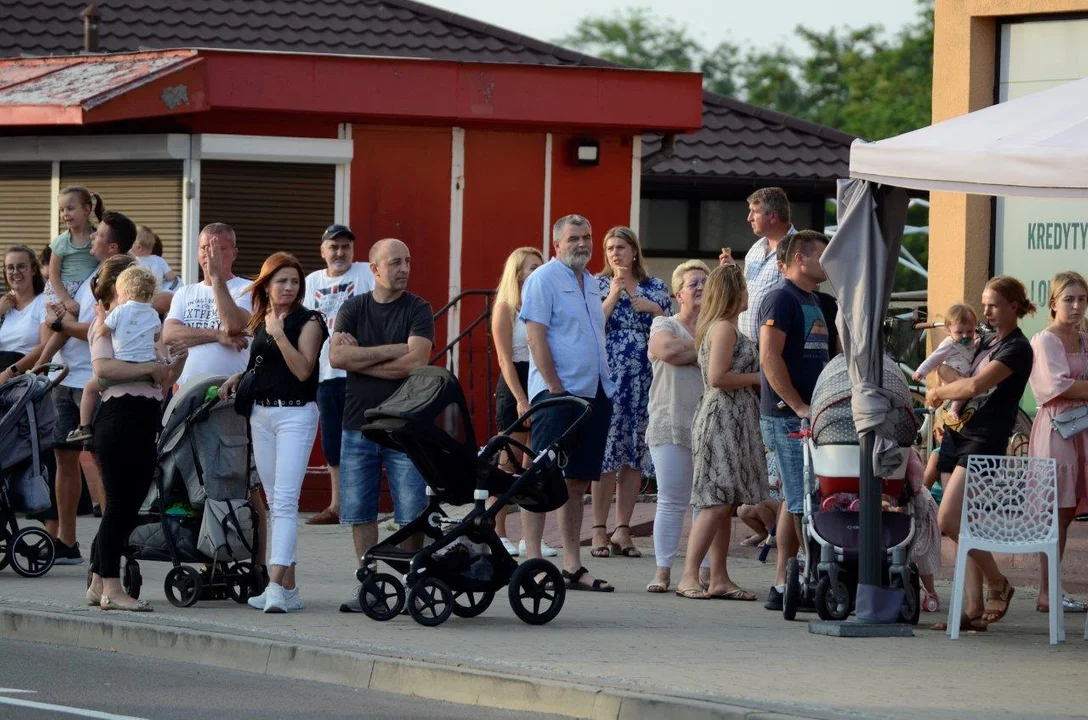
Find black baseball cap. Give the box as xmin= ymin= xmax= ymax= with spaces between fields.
xmin=322 ymin=224 xmax=356 ymax=243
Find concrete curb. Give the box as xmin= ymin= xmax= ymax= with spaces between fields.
xmin=0 ymin=606 xmax=822 ymax=720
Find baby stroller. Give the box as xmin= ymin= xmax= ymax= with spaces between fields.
xmin=123 ymin=374 xmax=263 ymax=608
xmin=784 ymin=355 xmax=922 ymax=624
xmin=353 ymin=366 xmax=587 ymax=627
xmin=0 ymin=364 xmax=67 ymax=578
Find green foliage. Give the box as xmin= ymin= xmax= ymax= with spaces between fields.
xmin=557 ymin=1 xmax=935 ymax=141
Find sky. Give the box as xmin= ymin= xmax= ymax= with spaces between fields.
xmin=420 ymin=0 xmax=923 ymax=53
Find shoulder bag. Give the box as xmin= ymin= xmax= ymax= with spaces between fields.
xmin=1051 ymin=334 xmax=1088 ymax=440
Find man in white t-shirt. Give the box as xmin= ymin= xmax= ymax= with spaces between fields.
xmin=163 ymin=223 xmax=253 ymax=387
xmin=302 ymin=224 xmax=374 ymax=526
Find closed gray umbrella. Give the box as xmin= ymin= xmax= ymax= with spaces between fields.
xmin=821 ymin=178 xmax=909 ymax=623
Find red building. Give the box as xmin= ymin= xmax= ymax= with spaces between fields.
xmin=0 ymin=6 xmax=702 ymax=508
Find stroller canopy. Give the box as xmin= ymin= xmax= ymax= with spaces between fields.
xmin=810 ymin=355 xmax=918 ymax=447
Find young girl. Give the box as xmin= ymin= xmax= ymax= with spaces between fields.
xmin=49 ymin=187 xmax=103 ymax=314
xmin=68 ymin=266 xmax=162 ymax=443
xmin=131 ymin=226 xmax=178 ymax=289
xmin=912 ymin=303 xmax=980 ymax=426
xmin=906 ymin=450 xmax=942 ymax=612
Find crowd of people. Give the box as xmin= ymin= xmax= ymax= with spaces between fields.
xmin=6 ymin=184 xmax=1086 ymax=625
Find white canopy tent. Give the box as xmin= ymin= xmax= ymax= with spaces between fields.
xmin=849 ymin=75 xmax=1088 ymax=198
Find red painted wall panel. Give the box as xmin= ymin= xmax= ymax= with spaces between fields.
xmin=459 ymin=129 xmax=547 ymax=437
xmin=549 ymin=133 xmax=634 ymax=274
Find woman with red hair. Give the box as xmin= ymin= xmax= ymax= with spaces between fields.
xmin=220 ymin=252 xmax=327 ymax=614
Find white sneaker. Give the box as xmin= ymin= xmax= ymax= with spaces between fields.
xmin=519 ymin=539 xmax=559 ymax=557
xmin=500 ymin=537 xmax=520 ymax=557
xmin=262 ymin=582 xmax=288 ymax=613
xmin=284 ymin=586 xmax=304 ymax=612
xmin=247 ymin=589 xmax=266 ymax=610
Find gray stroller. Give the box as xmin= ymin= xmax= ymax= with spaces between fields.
xmin=0 ymin=364 xmax=67 ymax=578
xmin=124 ymin=374 xmax=263 ymax=607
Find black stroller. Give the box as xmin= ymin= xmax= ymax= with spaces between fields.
xmin=121 ymin=374 xmax=263 ymax=607
xmin=353 ymin=366 xmax=590 ymax=627
xmin=0 ymin=364 xmax=67 ymax=578
xmin=784 ymin=355 xmax=921 ymax=624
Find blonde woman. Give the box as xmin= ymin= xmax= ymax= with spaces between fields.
xmin=645 ymin=259 xmax=712 ymax=592
xmin=491 ymin=247 xmax=556 ymax=559
xmin=1028 ymin=271 xmax=1088 ymax=614
xmin=591 ymin=227 xmax=672 ymax=558
xmin=676 ymin=264 xmax=765 ymax=600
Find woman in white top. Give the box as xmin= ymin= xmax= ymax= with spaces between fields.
xmin=491 ymin=246 xmax=557 ymax=559
xmin=645 ymin=260 xmax=711 ymax=593
xmin=0 ymin=245 xmax=50 ymax=383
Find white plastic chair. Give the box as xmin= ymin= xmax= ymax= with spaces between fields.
xmin=947 ymin=455 xmax=1064 ymax=644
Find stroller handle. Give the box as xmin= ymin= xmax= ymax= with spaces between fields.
xmin=495 ymin=394 xmax=591 ymax=437
xmin=30 ymin=362 xmax=69 ymax=390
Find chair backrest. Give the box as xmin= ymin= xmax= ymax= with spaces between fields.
xmin=961 ymin=455 xmax=1058 ymax=544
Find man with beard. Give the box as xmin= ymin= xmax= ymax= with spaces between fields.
xmin=521 ymin=214 xmax=616 ymax=593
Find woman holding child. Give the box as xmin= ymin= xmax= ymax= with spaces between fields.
xmin=927 ymin=275 xmax=1035 ymax=631
xmin=85 ymin=256 xmax=186 ymax=612
xmin=1028 ymin=271 xmax=1088 ymax=614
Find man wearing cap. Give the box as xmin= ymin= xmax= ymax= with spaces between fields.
xmin=302 ymin=225 xmax=375 ymax=525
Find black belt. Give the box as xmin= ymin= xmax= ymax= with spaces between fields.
xmin=253 ymin=399 xmax=310 ymax=408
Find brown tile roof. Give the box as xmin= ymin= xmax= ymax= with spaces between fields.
xmin=643 ymin=92 xmax=855 ymax=185
xmin=0 ymin=0 xmax=851 ymax=183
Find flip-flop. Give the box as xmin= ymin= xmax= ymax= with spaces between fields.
xmin=675 ymin=586 xmax=707 ymax=599
xmin=707 ymin=588 xmax=758 ymax=601
xmin=562 ymin=566 xmax=614 ymax=593
xmin=646 ymin=580 xmax=669 ymax=593
xmin=741 ymin=535 xmax=766 ymax=547
xmin=931 ymin=614 xmax=987 ymax=632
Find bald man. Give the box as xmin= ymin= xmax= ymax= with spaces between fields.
xmin=329 ymin=238 xmax=434 ymax=612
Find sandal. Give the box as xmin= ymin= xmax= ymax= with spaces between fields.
xmin=707 ymin=588 xmax=758 ymax=601
xmin=100 ymin=595 xmax=154 ymax=612
xmin=562 ymin=566 xmax=614 ymax=592
xmin=931 ymin=614 xmax=987 ymax=632
xmin=981 ymin=577 xmax=1015 ymax=624
xmin=646 ymin=580 xmax=669 ymax=593
xmin=741 ymin=535 xmax=766 ymax=547
xmin=608 ymin=525 xmax=642 ymax=558
xmin=589 ymin=525 xmax=610 ymax=558
xmin=675 ymin=586 xmax=707 ymax=599
xmin=1037 ymin=594 xmax=1088 ymax=613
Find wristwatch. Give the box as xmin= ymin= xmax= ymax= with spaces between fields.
xmin=7 ymin=364 xmax=18 ymax=376
xmin=50 ymin=317 xmax=63 ymax=332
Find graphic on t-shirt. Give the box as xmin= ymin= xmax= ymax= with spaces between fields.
xmin=314 ymin=281 xmax=356 ymax=332
xmin=181 ymin=297 xmax=225 ymax=330
xmin=802 ymin=305 xmax=829 ymax=356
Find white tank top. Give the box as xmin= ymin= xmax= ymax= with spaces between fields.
xmin=511 ymin=316 xmax=530 ymax=363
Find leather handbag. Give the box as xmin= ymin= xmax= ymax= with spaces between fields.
xmin=232 ymin=353 xmax=264 ymax=418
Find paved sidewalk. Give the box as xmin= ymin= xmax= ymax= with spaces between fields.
xmin=1 ymin=513 xmax=1086 ymax=720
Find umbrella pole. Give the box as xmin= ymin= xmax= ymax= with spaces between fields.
xmin=857 ymin=430 xmax=882 ymax=589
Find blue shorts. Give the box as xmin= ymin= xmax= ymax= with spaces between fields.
xmin=529 ymin=383 xmax=612 ymax=482
xmin=760 ymin=415 xmax=805 ymax=514
xmin=317 ymin=378 xmax=347 ymax=467
xmin=339 ymin=429 xmax=427 ymax=526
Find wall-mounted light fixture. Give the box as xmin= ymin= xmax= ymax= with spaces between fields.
xmin=571 ymin=138 xmax=600 ymax=166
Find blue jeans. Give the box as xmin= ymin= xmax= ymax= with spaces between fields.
xmin=760 ymin=415 xmax=805 ymax=514
xmin=339 ymin=429 xmax=427 ymax=525
xmin=317 ymin=378 xmax=347 ymax=467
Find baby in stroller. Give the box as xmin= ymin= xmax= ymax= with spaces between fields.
xmin=783 ymin=354 xmax=925 ymax=623
xmin=350 ymin=366 xmax=589 ymax=627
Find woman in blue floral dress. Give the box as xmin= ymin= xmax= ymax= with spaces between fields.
xmin=590 ymin=226 xmax=672 ymax=558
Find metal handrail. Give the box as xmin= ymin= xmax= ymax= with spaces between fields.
xmin=430 ymin=289 xmax=497 ymax=437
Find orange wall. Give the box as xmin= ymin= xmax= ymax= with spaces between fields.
xmin=549 ymin=133 xmax=635 ymax=274
xmin=349 ymin=126 xmax=452 ymax=336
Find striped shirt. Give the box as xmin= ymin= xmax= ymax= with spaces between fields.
xmin=737 ymin=226 xmax=796 ymax=344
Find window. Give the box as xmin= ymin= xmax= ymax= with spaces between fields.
xmin=639 ymin=199 xmax=688 ymax=252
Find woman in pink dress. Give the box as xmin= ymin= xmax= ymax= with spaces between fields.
xmin=1028 ymin=270 xmax=1088 ymax=614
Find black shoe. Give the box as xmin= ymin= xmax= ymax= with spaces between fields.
xmin=764 ymin=586 xmax=783 ymax=611
xmin=92 ymin=504 xmax=102 ymax=518
xmin=53 ymin=539 xmax=84 ymax=566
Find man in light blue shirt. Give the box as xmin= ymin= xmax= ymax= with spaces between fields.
xmin=520 ymin=214 xmax=615 ymax=593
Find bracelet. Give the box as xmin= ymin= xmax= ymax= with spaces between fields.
xmin=7 ymin=364 xmax=18 ymax=376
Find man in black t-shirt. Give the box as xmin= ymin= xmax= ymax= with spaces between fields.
xmin=758 ymin=229 xmax=831 ymax=612
xmin=329 ymin=238 xmax=434 ymax=612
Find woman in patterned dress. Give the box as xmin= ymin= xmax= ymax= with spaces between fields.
xmin=590 ymin=227 xmax=672 ymax=558
xmin=676 ymin=263 xmax=766 ymax=600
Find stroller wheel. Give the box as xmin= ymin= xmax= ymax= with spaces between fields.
xmin=164 ymin=566 xmax=202 ymax=608
xmin=359 ymin=573 xmax=406 ymax=622
xmin=815 ymin=576 xmax=851 ymax=621
xmin=783 ymin=558 xmax=800 ymax=621
xmin=123 ymin=559 xmax=142 ymax=601
xmin=8 ymin=527 xmax=55 ymax=578
xmin=451 ymin=590 xmax=495 ymax=619
xmin=508 ymin=558 xmax=565 ymax=626
xmin=0 ymin=527 xmax=10 ymax=572
xmin=406 ymin=577 xmax=454 ymax=627
xmin=891 ymin=566 xmax=921 ymax=625
xmin=225 ymin=562 xmax=255 ymax=604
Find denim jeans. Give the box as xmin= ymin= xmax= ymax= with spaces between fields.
xmin=339 ymin=429 xmax=427 ymax=525
xmin=759 ymin=415 xmax=805 ymax=514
